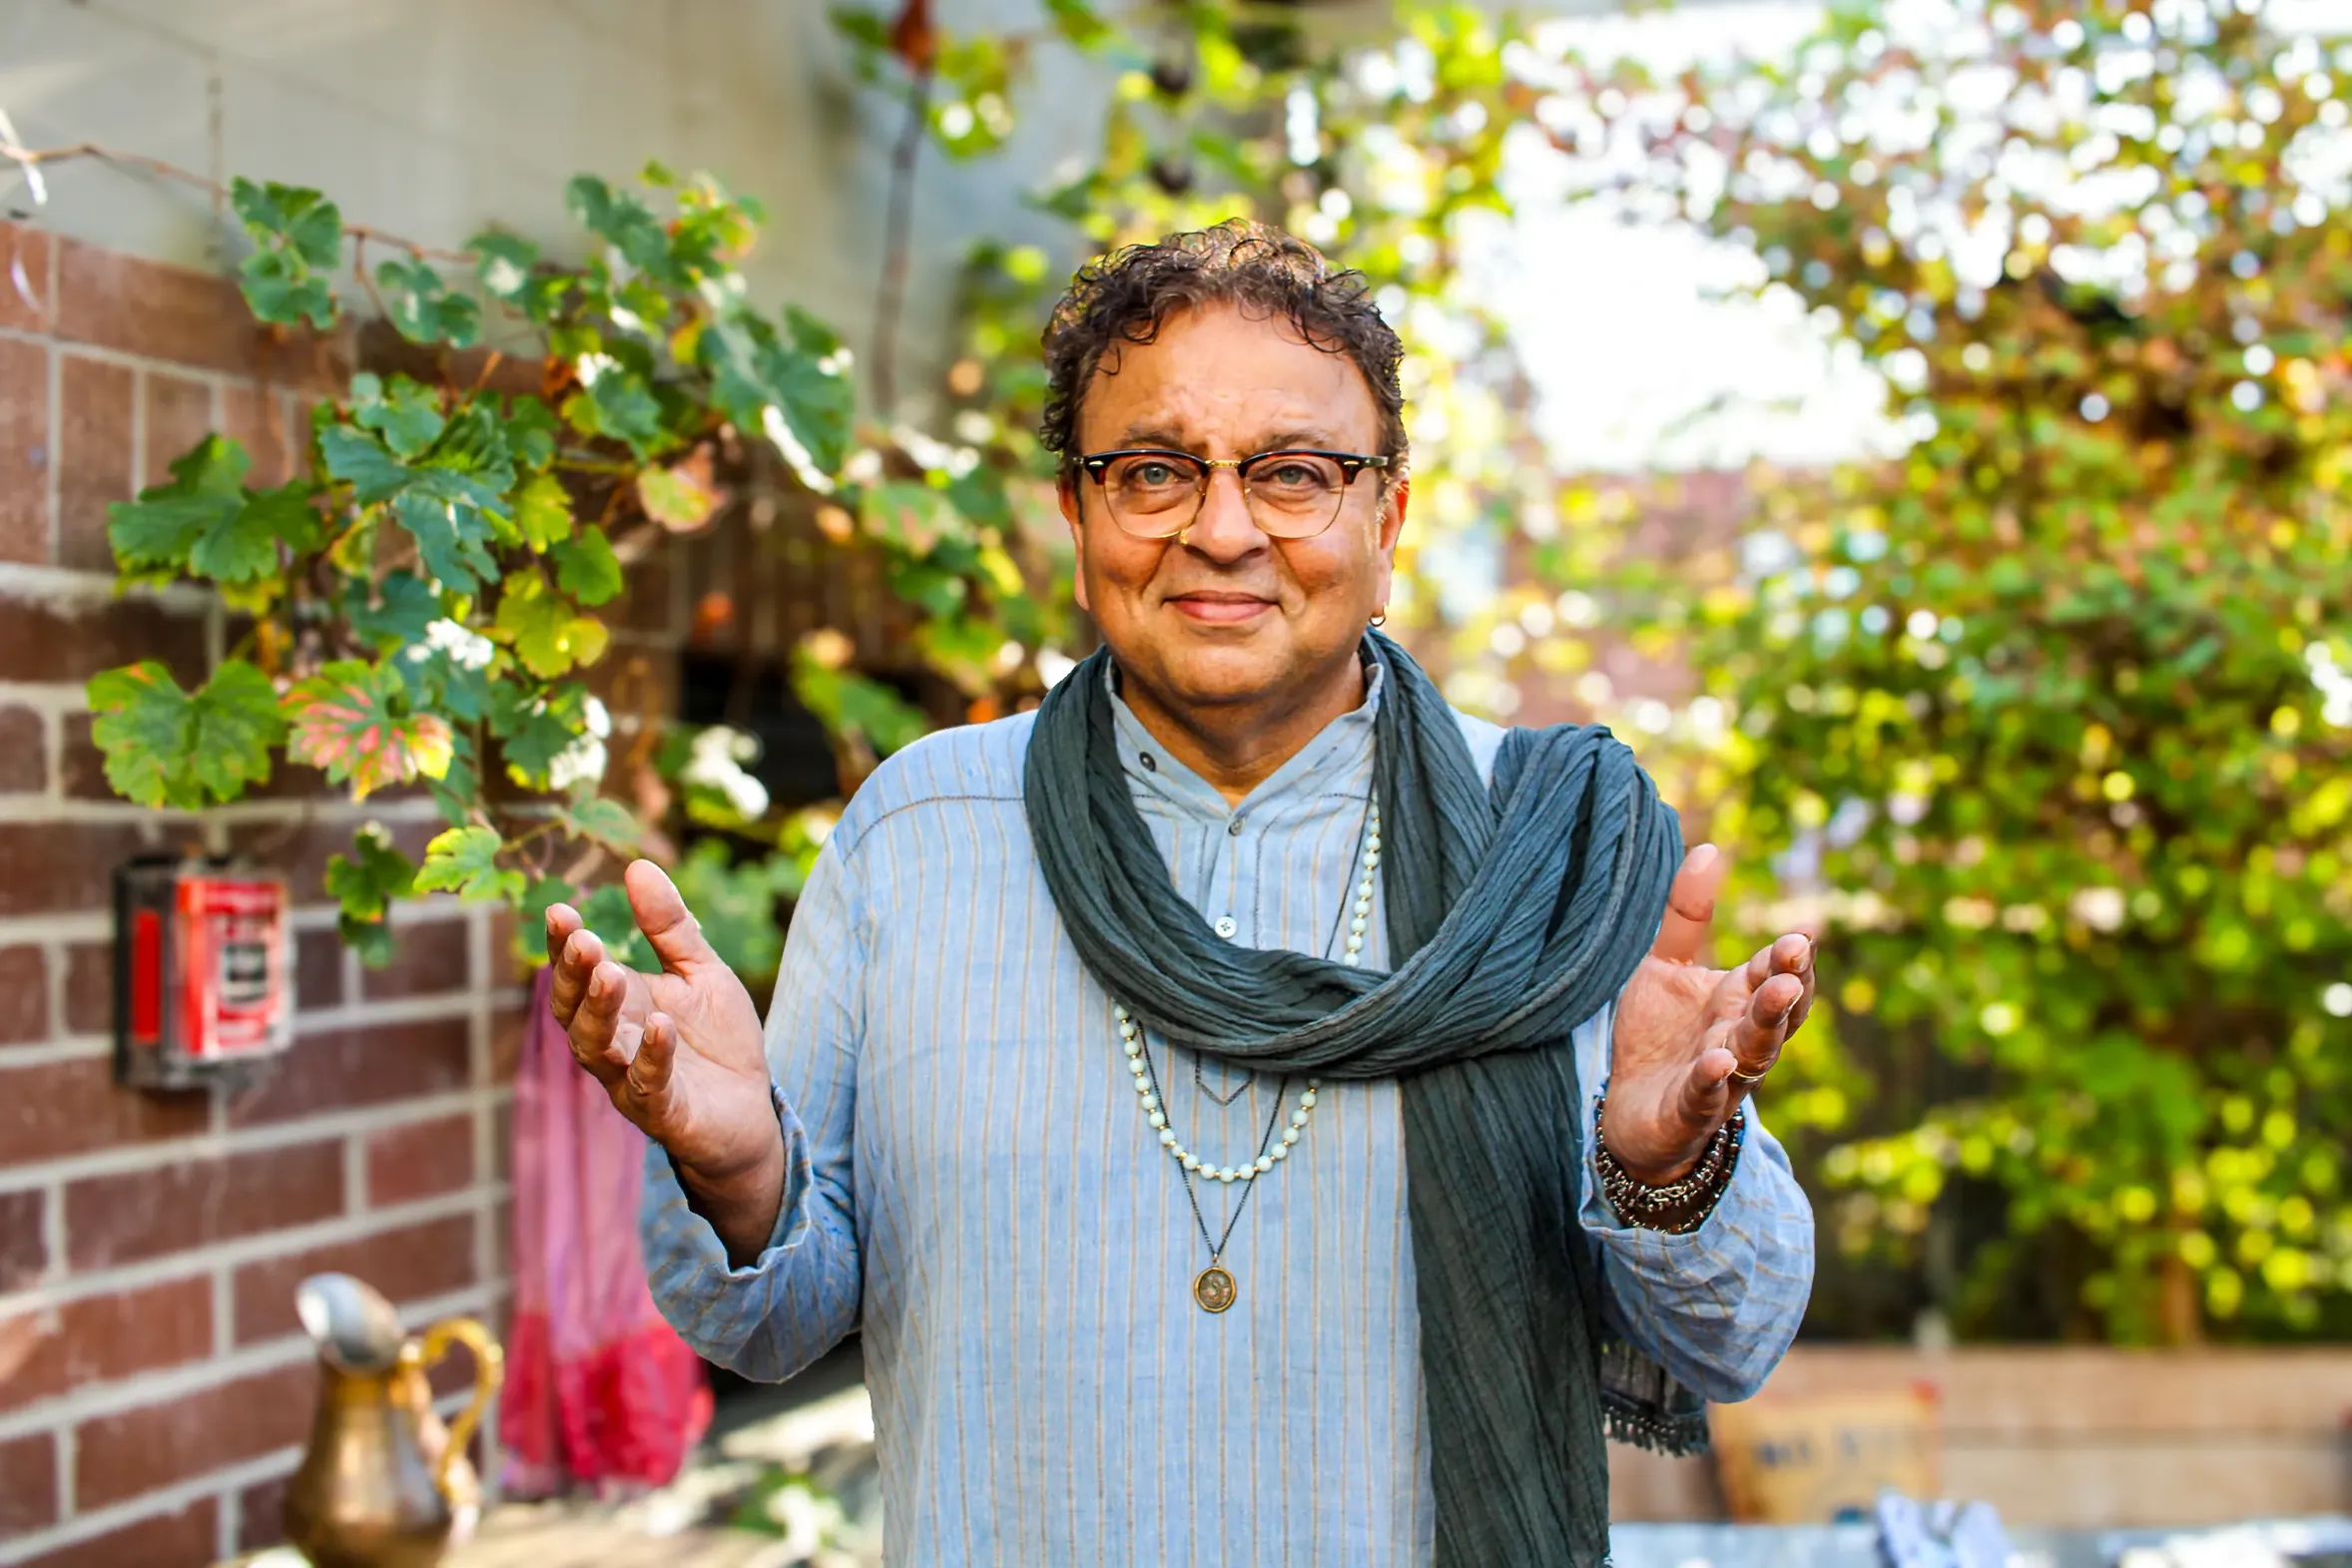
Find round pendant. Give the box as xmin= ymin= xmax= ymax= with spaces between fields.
xmin=1192 ymin=1264 xmax=1237 ymax=1314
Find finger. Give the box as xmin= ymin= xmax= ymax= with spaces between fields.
xmin=1648 ymin=843 xmax=1725 ymax=965
xmin=628 ymin=1010 xmax=680 ymax=1101
xmin=1725 ymin=970 xmax=1805 ymax=1079
xmin=1680 ymin=1044 xmax=1739 ymax=1122
xmin=624 ymin=858 xmax=724 ymax=979
xmin=545 ymin=901 xmax=582 ymax=968
xmin=548 ymin=923 xmax=606 ymax=1028
xmin=566 ymin=959 xmax=634 ymax=1086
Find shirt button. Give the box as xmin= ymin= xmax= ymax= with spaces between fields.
xmin=1213 ymin=915 xmax=1237 ymax=938
xmin=1139 ymin=753 xmax=1157 ymax=772
xmin=1227 ymin=816 xmax=1244 ymax=836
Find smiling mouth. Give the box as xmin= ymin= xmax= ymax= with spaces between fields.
xmin=1166 ymin=593 xmax=1274 ymax=625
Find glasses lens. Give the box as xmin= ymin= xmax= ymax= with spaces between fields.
xmin=1245 ymin=453 xmax=1348 ymax=539
xmin=1104 ymin=453 xmax=1201 ymax=537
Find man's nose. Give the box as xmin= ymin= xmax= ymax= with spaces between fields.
xmin=1182 ymin=466 xmax=1267 ymax=559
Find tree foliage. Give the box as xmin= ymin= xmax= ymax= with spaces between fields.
xmin=1556 ymin=0 xmax=2352 ymax=1340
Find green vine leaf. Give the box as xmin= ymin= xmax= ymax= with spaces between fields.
xmin=492 ymin=575 xmax=609 ymax=679
xmin=636 ymin=458 xmax=722 ymax=532
xmin=513 ymin=472 xmax=574 ymax=552
xmin=565 ymin=175 xmax=679 ymax=285
xmin=414 ymin=824 xmax=525 ymax=903
xmin=470 ymin=231 xmax=571 ymax=322
xmin=107 ymin=435 xmax=319 ymax=585
xmin=428 ymin=730 xmax=481 ymax=829
xmin=376 ymin=256 xmax=481 ymax=347
xmin=230 ymin=178 xmax=343 ymax=328
xmin=349 ymin=372 xmax=447 ymax=458
xmin=561 ymin=360 xmax=667 ymax=459
xmin=792 ymin=651 xmax=930 ymax=758
xmin=86 ymin=659 xmax=286 ymax=810
xmin=562 ymin=795 xmax=642 ymax=853
xmin=284 ymin=659 xmax=456 ymax=799
xmin=344 ymin=572 xmax=444 ymax=653
xmin=325 ymin=822 xmax=419 ymax=967
xmin=506 ymin=397 xmax=561 ymax=473
xmin=551 ymin=525 xmax=623 ymax=605
xmin=323 ymin=403 xmax=514 ymax=594
xmin=488 ymin=680 xmax=590 ymax=788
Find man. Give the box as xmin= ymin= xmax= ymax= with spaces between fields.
xmin=546 ymin=222 xmax=1815 ymax=1567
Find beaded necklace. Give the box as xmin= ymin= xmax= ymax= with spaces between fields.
xmin=1116 ymin=795 xmax=1381 ymax=1313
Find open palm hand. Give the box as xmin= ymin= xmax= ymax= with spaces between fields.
xmin=1603 ymin=844 xmax=1817 ymax=1183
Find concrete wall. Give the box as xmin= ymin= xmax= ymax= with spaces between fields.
xmin=0 ymin=0 xmax=1102 ymax=410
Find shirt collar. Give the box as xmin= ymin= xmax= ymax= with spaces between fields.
xmin=1103 ymin=653 xmax=1385 ymax=822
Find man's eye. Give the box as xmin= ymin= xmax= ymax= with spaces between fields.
xmin=1131 ymin=462 xmax=1182 ymax=486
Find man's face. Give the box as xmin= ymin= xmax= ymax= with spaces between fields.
xmin=1058 ymin=302 xmax=1408 ymax=719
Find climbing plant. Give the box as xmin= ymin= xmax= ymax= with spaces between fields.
xmin=78 ymin=161 xmax=1064 ymax=970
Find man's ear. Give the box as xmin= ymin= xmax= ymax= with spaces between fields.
xmin=1059 ymin=473 xmax=1093 ymax=617
xmin=1372 ymin=476 xmax=1410 ymax=614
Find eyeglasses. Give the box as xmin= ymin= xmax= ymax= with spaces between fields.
xmin=1076 ymin=447 xmax=1392 ymax=541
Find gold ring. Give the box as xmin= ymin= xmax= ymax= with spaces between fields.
xmin=1729 ymin=1066 xmax=1767 ymax=1085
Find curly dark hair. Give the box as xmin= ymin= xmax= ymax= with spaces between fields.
xmin=1038 ymin=220 xmax=1408 ymax=479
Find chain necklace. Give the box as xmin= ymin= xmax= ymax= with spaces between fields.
xmin=1117 ymin=794 xmax=1382 ymax=1313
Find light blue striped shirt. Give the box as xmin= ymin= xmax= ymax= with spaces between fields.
xmin=642 ymin=670 xmax=1814 ymax=1565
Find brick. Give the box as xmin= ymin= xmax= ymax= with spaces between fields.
xmin=0 ymin=221 xmax=54 ymax=332
xmin=0 ymin=943 xmax=48 ymax=1044
xmin=54 ymin=236 xmax=354 ymax=390
xmin=0 ymin=705 xmax=45 ymax=791
xmin=65 ymin=1140 xmax=344 ymax=1271
xmin=55 ymin=352 xmax=133 ymax=573
xmin=222 ymin=382 xmax=296 ymax=488
xmin=0 ymin=822 xmax=158 ymax=920
xmin=0 ymin=1430 xmax=58 ymax=1534
xmin=364 ymin=916 xmax=472 ymax=1000
xmin=75 ymin=1359 xmax=311 ymax=1509
xmin=142 ymin=368 xmax=217 ymax=488
xmin=0 ymin=1276 xmax=214 ymax=1414
xmin=238 ymin=1470 xmax=293 ymax=1554
xmin=0 ymin=337 xmax=50 ymax=564
xmin=20 ymin=1497 xmax=218 ymax=1568
xmin=364 ymin=1112 xmax=475 ymax=1208
xmin=60 ymin=942 xmax=107 ymax=1037
xmin=0 ymin=1189 xmax=45 ymax=1290
xmin=223 ymin=1016 xmax=470 ymax=1128
xmin=295 ymin=928 xmax=343 ymax=1012
xmin=0 ymin=1054 xmax=210 ymax=1169
xmin=0 ymin=591 xmax=209 ymax=686
xmin=233 ymin=1212 xmax=474 ymax=1345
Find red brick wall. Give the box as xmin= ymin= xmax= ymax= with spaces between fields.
xmin=0 ymin=221 xmax=529 ymax=1565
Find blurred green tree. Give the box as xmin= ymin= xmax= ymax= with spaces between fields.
xmin=1567 ymin=0 xmax=2352 ymax=1341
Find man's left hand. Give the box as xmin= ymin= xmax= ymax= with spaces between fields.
xmin=1603 ymin=843 xmax=1816 ymax=1185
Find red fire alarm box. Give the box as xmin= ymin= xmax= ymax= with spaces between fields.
xmin=114 ymin=857 xmax=294 ymax=1091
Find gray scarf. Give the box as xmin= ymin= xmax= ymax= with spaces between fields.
xmin=1022 ymin=631 xmax=1705 ymax=1568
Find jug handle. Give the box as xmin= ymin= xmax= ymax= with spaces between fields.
xmin=416 ymin=1315 xmax=504 ymax=1500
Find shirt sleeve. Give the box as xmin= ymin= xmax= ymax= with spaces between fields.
xmin=641 ymin=837 xmax=867 ymax=1383
xmin=1572 ymin=1000 xmax=1816 ymax=1403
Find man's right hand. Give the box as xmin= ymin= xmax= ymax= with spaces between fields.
xmin=546 ymin=858 xmax=785 ymax=1263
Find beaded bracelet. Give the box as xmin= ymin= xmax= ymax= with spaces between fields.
xmin=1591 ymin=1095 xmax=1746 ymax=1236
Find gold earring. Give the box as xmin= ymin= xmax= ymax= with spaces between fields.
xmin=1370 ymin=610 xmax=1388 ymax=628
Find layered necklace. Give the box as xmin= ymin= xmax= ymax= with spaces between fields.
xmin=1116 ymin=794 xmax=1382 ymax=1313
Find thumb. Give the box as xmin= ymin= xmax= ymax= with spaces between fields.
xmin=624 ymin=858 xmax=722 ymax=979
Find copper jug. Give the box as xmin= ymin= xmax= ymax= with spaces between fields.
xmin=283 ymin=1273 xmax=504 ymax=1568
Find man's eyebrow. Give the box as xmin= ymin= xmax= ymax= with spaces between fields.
xmin=1104 ymin=425 xmax=1352 ymax=452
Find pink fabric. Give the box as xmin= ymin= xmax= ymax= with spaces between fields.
xmin=503 ymin=968 xmax=712 ymax=1495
